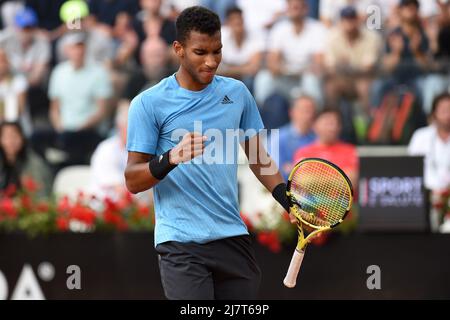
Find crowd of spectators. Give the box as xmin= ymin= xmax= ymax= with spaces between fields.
xmin=0 ymin=0 xmax=448 ymax=201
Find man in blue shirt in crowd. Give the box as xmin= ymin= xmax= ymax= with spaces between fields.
xmin=273 ymin=95 xmax=317 ymax=180
xmin=125 ymin=6 xmax=291 ymax=300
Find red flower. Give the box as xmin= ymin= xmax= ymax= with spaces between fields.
xmin=240 ymin=213 xmax=253 ymax=230
xmin=69 ymin=205 xmax=96 ymax=226
xmin=281 ymin=212 xmax=291 ymax=222
xmin=56 ymin=217 xmax=69 ymax=231
xmin=103 ymin=209 xmax=116 ymax=224
xmin=0 ymin=198 xmax=17 ymax=218
xmin=117 ymin=191 xmax=133 ymax=209
xmin=310 ymin=232 xmax=329 ymax=246
xmin=103 ymin=197 xmax=118 ymax=212
xmin=138 ymin=205 xmax=150 ymax=218
xmin=267 ymin=231 xmax=281 ymax=253
xmin=103 ymin=209 xmax=128 ymax=230
xmin=257 ymin=230 xmax=281 ymax=253
xmin=434 ymin=202 xmax=444 ymax=210
xmin=4 ymin=184 xmax=17 ymax=197
xmin=76 ymin=191 xmax=85 ymax=203
xmin=36 ymin=202 xmax=50 ymax=212
xmin=22 ymin=177 xmax=39 ymax=193
xmin=57 ymin=196 xmax=71 ymax=214
xmin=257 ymin=232 xmax=268 ymax=245
xmin=269 ymin=241 xmax=281 ymax=253
xmin=20 ymin=195 xmax=32 ymax=211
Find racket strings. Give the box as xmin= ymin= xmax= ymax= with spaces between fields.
xmin=289 ymin=161 xmax=351 ymax=227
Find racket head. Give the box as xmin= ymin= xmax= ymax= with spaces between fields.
xmin=287 ymin=158 xmax=353 ymax=230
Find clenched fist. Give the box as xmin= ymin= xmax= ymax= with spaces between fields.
xmin=169 ymin=132 xmax=207 ymax=165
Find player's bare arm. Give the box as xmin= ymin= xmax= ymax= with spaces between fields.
xmin=241 ymin=134 xmax=295 ymax=222
xmin=241 ymin=134 xmax=284 ymax=194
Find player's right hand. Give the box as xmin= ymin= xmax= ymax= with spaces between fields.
xmin=169 ymin=132 xmax=207 ymax=165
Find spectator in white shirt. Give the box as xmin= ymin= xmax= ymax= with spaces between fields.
xmin=89 ymin=101 xmax=152 ymax=204
xmin=0 ymin=49 xmax=29 ymax=132
xmin=408 ymin=93 xmax=450 ymax=192
xmin=253 ymin=0 xmax=327 ymax=105
xmin=31 ymin=32 xmax=113 ymax=168
xmin=236 ymin=0 xmax=286 ymax=34
xmin=0 ymin=6 xmax=52 ymax=131
xmin=89 ymin=101 xmax=128 ymax=201
xmin=218 ymin=6 xmax=265 ymax=92
xmin=323 ymin=6 xmax=382 ymax=114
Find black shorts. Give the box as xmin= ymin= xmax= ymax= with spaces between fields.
xmin=155 ymin=235 xmax=262 ymax=300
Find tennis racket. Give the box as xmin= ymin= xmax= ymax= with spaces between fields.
xmin=283 ymin=158 xmax=353 ymax=288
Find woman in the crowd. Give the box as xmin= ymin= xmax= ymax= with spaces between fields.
xmin=0 ymin=121 xmax=52 ymax=197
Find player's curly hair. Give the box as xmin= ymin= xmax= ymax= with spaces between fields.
xmin=176 ymin=6 xmax=221 ymax=44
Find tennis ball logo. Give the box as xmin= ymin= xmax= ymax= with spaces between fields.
xmin=60 ymin=0 xmax=89 ymax=30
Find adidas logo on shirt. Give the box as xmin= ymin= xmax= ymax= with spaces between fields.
xmin=221 ymin=95 xmax=234 ymax=104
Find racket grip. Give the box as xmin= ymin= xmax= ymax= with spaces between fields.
xmin=283 ymin=249 xmax=305 ymax=288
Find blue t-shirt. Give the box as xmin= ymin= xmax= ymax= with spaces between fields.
xmin=127 ymin=74 xmax=264 ymax=246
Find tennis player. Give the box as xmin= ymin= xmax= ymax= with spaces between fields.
xmin=125 ymin=6 xmax=290 ymax=300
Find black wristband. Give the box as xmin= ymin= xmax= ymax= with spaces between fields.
xmin=272 ymin=183 xmax=290 ymax=213
xmin=149 ymin=150 xmax=177 ymax=180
